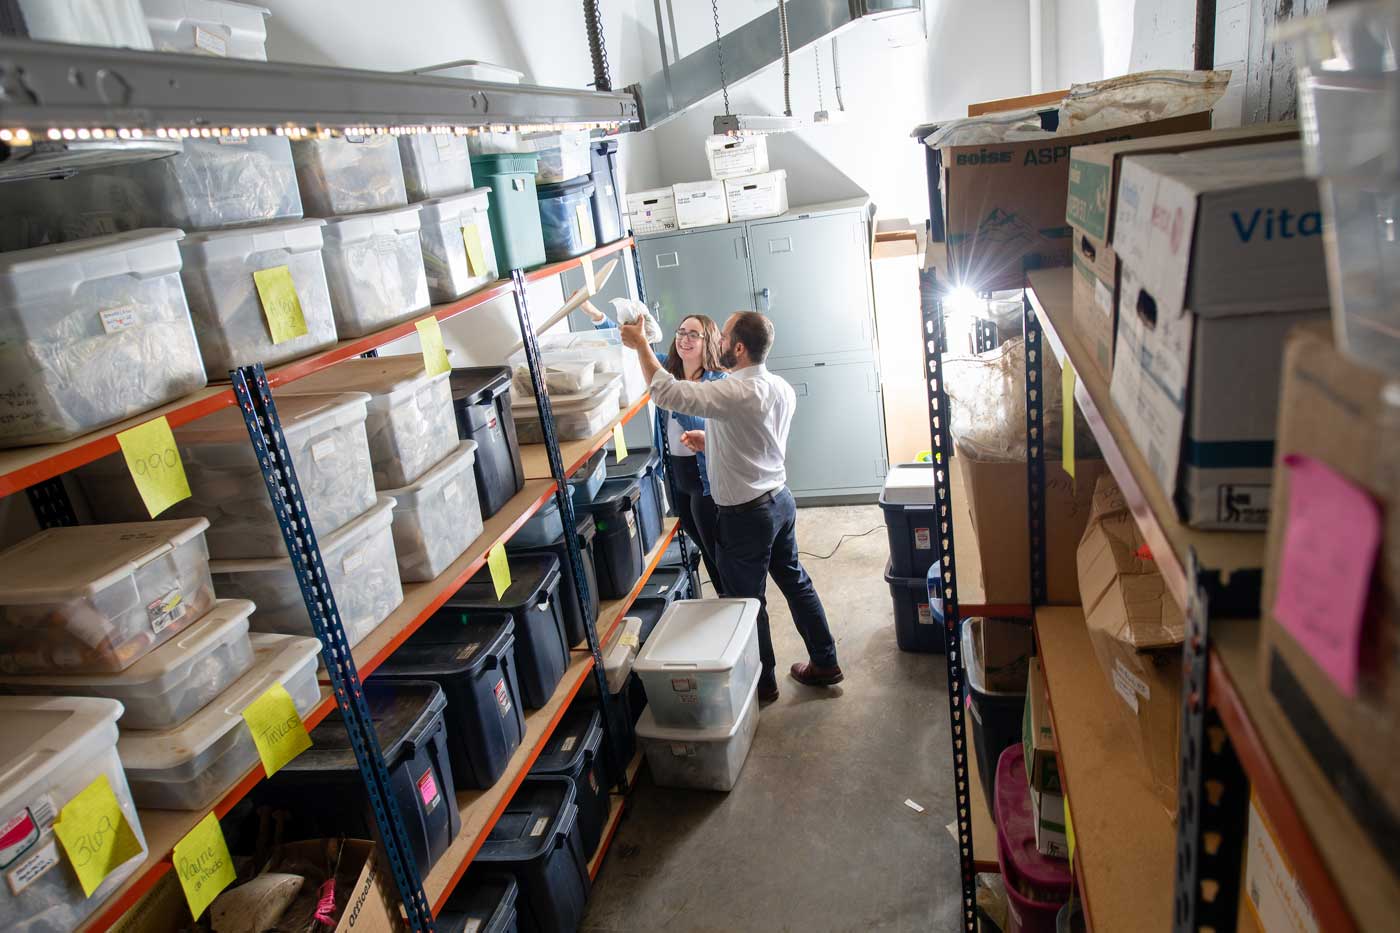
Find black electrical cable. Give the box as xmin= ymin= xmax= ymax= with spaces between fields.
xmin=798 ymin=525 xmax=883 ymax=561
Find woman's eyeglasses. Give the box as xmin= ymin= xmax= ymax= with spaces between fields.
xmin=674 ymin=329 xmax=703 ymax=343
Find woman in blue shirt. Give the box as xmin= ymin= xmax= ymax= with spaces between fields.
xmin=590 ymin=309 xmax=726 ymax=592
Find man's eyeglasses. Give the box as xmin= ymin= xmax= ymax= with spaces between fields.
xmin=674 ymin=329 xmax=703 ymax=343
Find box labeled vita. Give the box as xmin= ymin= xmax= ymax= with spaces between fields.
xmin=1023 ymin=657 xmax=1059 ymax=794
xmin=1109 ymin=141 xmax=1329 ymax=529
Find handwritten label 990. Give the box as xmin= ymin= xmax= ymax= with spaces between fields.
xmin=116 ymin=416 xmax=191 ymax=518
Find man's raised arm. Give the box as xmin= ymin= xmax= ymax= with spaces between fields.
xmin=619 ymin=318 xmax=748 ymax=420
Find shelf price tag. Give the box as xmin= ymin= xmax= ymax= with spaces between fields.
xmin=488 ymin=544 xmax=512 ymax=599
xmin=173 ymin=812 xmax=236 ymax=920
xmin=461 ymin=224 xmax=487 ymax=278
xmin=1061 ymin=359 xmax=1076 ymax=481
xmin=117 ymin=415 xmax=191 ymax=518
xmin=242 ymin=683 xmax=311 ymax=778
xmin=581 ymin=255 xmax=597 ymax=296
xmin=415 ymin=317 xmax=451 ymax=378
xmin=613 ymin=423 xmax=628 ymax=462
xmin=52 ymin=774 xmax=143 ymax=897
xmin=253 ymin=265 xmax=308 ymax=345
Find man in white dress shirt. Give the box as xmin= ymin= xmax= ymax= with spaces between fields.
xmin=619 ymin=311 xmax=842 ymax=704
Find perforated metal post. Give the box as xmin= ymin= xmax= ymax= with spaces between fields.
xmin=921 ymin=269 xmax=975 ymax=933
xmin=26 ymin=476 xmax=78 ymax=528
xmin=511 ymin=271 xmax=631 ymax=794
xmin=230 ymin=365 xmax=436 ymax=932
xmin=1173 ymin=551 xmax=1249 ymax=933
xmin=974 ymin=318 xmax=998 ymax=354
xmin=1022 ymin=294 xmax=1048 ymax=606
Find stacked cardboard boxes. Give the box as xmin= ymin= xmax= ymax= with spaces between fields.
xmin=1023 ymin=658 xmax=1066 ymax=858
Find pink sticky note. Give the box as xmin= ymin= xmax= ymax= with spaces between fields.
xmin=1274 ymin=454 xmax=1382 ymax=697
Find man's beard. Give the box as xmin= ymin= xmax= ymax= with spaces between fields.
xmin=719 ymin=348 xmax=739 ymax=370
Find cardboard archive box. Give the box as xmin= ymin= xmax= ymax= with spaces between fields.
xmin=1109 ymin=141 xmax=1329 ymax=530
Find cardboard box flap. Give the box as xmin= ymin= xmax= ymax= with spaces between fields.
xmin=1114 ymin=142 xmax=1327 ymax=319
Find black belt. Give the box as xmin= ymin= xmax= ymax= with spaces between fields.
xmin=716 ymin=487 xmax=781 ymax=515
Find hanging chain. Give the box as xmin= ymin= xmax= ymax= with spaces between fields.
xmin=815 ymin=43 xmax=824 ymax=113
xmin=711 ymin=0 xmax=731 ymax=116
xmin=583 ymin=0 xmax=612 ymax=91
xmin=777 ymin=0 xmax=793 ymax=116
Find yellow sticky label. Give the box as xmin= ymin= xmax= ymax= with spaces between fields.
xmin=488 ymin=544 xmax=512 ymax=600
xmin=172 ymin=812 xmax=236 ymax=920
xmin=613 ymin=423 xmax=629 ymax=462
xmin=1062 ymin=359 xmax=1076 ymax=481
xmin=462 ymin=224 xmax=487 ymax=278
xmin=242 ymin=683 xmax=311 ymax=778
xmin=415 ymin=317 xmax=451 ymax=378
xmin=117 ymin=416 xmax=191 ymax=518
xmin=52 ymin=774 xmax=143 ymax=898
xmin=1065 ymin=795 xmax=1076 ymax=866
xmin=253 ymin=265 xmax=308 ymax=345
xmin=575 ymin=203 xmax=592 ymax=246
xmin=581 ymin=255 xmax=597 ymax=296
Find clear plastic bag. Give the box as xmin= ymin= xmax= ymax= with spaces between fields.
xmin=1057 ymin=69 xmax=1231 ymax=133
xmin=923 ymin=108 xmax=1052 ymax=149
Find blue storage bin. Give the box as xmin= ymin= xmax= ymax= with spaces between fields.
xmin=514 ymin=487 xmax=577 ymax=549
xmin=536 ymin=176 xmax=597 ymax=262
xmin=442 ymin=874 xmax=519 ymax=933
xmin=508 ymin=511 xmax=599 ymax=649
xmin=529 ymin=708 xmax=607 ymax=856
xmin=605 ymin=448 xmax=663 ymax=554
xmin=566 ymin=448 xmax=607 ymax=504
xmin=581 ymin=479 xmax=644 ymax=600
xmin=590 ymin=140 xmax=624 ymax=245
xmin=630 ymin=595 xmax=667 ymax=645
xmin=882 ymin=560 xmax=946 ymax=653
xmin=636 ymin=566 xmax=690 ymax=604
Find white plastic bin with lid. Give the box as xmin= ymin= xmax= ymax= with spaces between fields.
xmin=178 ymin=218 xmax=338 ymax=378
xmin=412 ymin=60 xmax=524 ymax=83
xmin=633 ymin=598 xmax=761 ymax=730
xmin=0 ymin=518 xmax=215 ymax=674
xmin=117 ymin=632 xmax=321 ymax=810
xmin=1284 ymin=1 xmax=1400 ymax=373
xmin=417 ymin=188 xmax=499 ymax=302
xmin=0 ymin=229 xmax=207 ymax=448
xmin=282 ymin=357 xmax=456 ymax=488
xmin=320 ymin=205 xmax=430 ymax=338
xmin=602 ymin=616 xmax=643 ymax=694
xmin=381 ymin=440 xmax=483 ymax=582
xmin=398 ymin=132 xmax=474 ymax=202
xmin=515 ymin=329 xmax=645 ymax=407
xmin=210 ymin=497 xmax=402 ymax=644
xmin=636 ymin=675 xmax=760 ymax=791
xmin=291 ymin=135 xmax=408 ymax=217
xmin=0 ymin=599 xmax=255 ymax=729
xmin=0 ymin=696 xmax=147 ymax=932
xmin=14 ymin=0 xmax=153 ymax=48
xmin=518 ymin=130 xmax=591 ymax=184
xmin=75 ymin=392 xmax=376 ymax=560
xmin=513 ymin=375 xmax=622 ymax=444
xmin=142 ymin=0 xmax=271 ymax=60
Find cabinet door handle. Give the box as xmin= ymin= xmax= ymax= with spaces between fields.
xmin=792 ymin=381 xmax=808 ymax=397
xmin=757 ymin=287 xmax=771 ymax=311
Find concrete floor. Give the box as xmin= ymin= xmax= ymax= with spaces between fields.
xmin=584 ymin=504 xmax=962 ymax=933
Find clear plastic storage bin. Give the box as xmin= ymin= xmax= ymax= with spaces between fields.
xmin=1286 ymin=1 xmax=1400 ymax=373
xmin=513 ymin=375 xmax=621 ymax=444
xmin=0 ymin=229 xmax=207 ymax=447
xmin=536 ymin=177 xmax=597 ymax=261
xmin=14 ymin=0 xmax=153 ymax=48
xmin=417 ymin=188 xmax=499 ymax=302
xmin=519 ymin=330 xmax=646 ymax=408
xmin=210 ymin=497 xmax=402 ymax=645
xmin=633 ymin=598 xmax=762 ymax=730
xmin=382 ymin=441 xmax=483 ymax=582
xmin=0 ymin=518 xmax=215 ymax=674
xmin=291 ymin=135 xmax=408 ymax=217
xmin=143 ymin=0 xmax=272 ymax=60
xmin=117 ymin=632 xmax=321 ymax=810
xmin=283 ymin=358 xmax=456 ymax=488
xmin=320 ymin=205 xmax=430 ymax=338
xmin=398 ymin=132 xmax=474 ymax=201
xmin=0 ymin=598 xmax=255 ymax=730
xmin=519 ymin=130 xmax=591 ymax=184
xmin=178 ymin=218 xmax=338 ymax=378
xmin=0 ymin=696 xmax=146 ymax=933
xmin=637 ymin=676 xmax=760 ymax=791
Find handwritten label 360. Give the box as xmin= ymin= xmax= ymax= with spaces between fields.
xmin=116 ymin=415 xmax=191 ymax=518
xmin=51 ymin=775 xmax=143 ymax=898
xmin=172 ymin=812 xmax=236 ymax=919
xmin=242 ymin=683 xmax=311 ymax=778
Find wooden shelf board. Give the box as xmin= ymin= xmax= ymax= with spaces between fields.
xmin=965 ymin=726 xmax=1000 ymax=874
xmin=587 ymin=796 xmax=627 ymax=881
xmin=623 ymin=747 xmax=644 ymax=787
xmin=1034 ymin=606 xmax=1174 ymax=933
xmin=520 ymin=391 xmax=651 ymax=482
xmin=424 ymin=654 xmax=595 ymax=914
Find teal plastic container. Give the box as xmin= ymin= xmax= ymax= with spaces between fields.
xmin=469 ymin=152 xmax=547 ymax=271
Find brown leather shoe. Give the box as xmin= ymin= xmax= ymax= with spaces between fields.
xmin=790 ymin=661 xmax=844 ymax=687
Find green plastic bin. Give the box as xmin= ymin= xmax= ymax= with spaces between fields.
xmin=470 ymin=152 xmax=547 ymax=271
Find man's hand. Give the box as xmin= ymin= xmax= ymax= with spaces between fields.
xmin=618 ymin=317 xmax=648 ymax=351
xmin=680 ymin=429 xmax=706 ymax=453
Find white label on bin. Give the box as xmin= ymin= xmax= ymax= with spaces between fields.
xmin=434 ymin=133 xmax=463 ymax=159
xmin=670 ymin=677 xmax=695 ymax=693
xmin=464 ymin=921 xmax=481 ymax=933
xmin=374 ymin=234 xmax=398 ymax=255
xmin=1115 ymin=659 xmax=1150 ymax=699
xmin=561 ymin=736 xmax=577 ymax=753
xmin=444 ymin=481 xmax=462 ymax=503
xmin=416 ymin=771 xmax=441 ymax=812
xmin=343 ymin=547 xmax=366 ymax=574
xmin=1112 ymin=664 xmax=1141 ymax=714
xmin=626 ymin=511 xmax=637 ymax=539
xmin=99 ymin=306 xmax=137 ymax=334
xmin=670 ymin=743 xmax=696 ymax=758
xmin=217 ymin=135 xmax=248 ymax=145
xmin=0 ymin=799 xmax=50 ymax=869
xmin=194 ymin=26 xmax=228 ymax=57
xmin=493 ymin=679 xmax=512 ymax=716
xmin=529 ymin=817 xmax=549 ymax=837
xmin=5 ymin=840 xmax=58 ymax=895
xmin=917 ymin=603 xmax=933 ymax=625
xmin=311 ymin=438 xmax=337 ymax=462
xmin=147 ymin=588 xmax=186 ymax=634
xmin=914 ymin=528 xmax=932 ymax=550
xmin=455 ymin=642 xmax=481 ymax=661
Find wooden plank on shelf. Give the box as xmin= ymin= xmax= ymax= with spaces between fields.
xmin=624 ymin=747 xmax=644 ymax=787
xmin=1035 ymin=606 xmax=1174 ymax=933
xmin=964 ymin=729 xmax=1000 ymax=874
xmin=520 ymin=392 xmax=651 ymax=481
xmin=1026 ymin=268 xmax=1264 ymax=614
xmin=345 ymin=479 xmax=557 ymax=679
xmin=424 ymin=654 xmax=595 ymax=913
xmin=588 ymin=796 xmax=626 ymax=880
